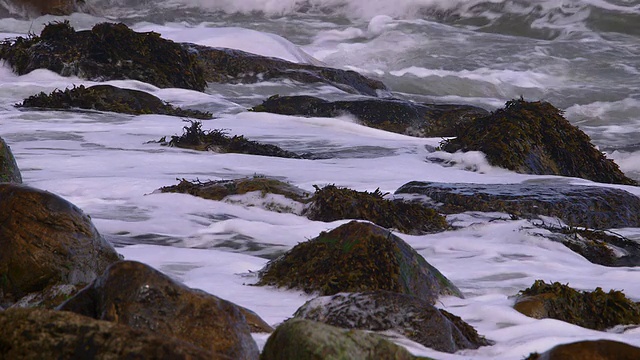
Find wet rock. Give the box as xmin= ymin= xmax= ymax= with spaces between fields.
xmin=394 ymin=181 xmax=640 ymax=229
xmin=0 ymin=21 xmax=206 ymax=91
xmin=0 ymin=184 xmax=120 ymax=308
xmin=59 ymin=260 xmax=264 ymax=359
xmin=187 ymin=45 xmax=387 ymax=96
xmin=18 ymin=84 xmax=212 ymax=119
xmin=305 ymin=184 xmax=448 ymax=234
xmin=0 ymin=137 xmax=22 ymax=183
xmin=9 ymin=284 xmax=80 ymax=310
xmin=10 ymin=0 xmax=84 ymax=16
xmin=251 ymin=94 xmax=489 ymax=137
xmin=441 ymin=99 xmax=637 ymax=185
xmin=256 ymin=221 xmax=462 ymax=304
xmin=525 ymin=340 xmax=640 ymax=360
xmin=514 ymin=280 xmax=640 ymax=331
xmin=548 ymin=228 xmax=640 ymax=267
xmin=294 ymin=291 xmax=491 ymax=353
xmin=162 ymin=120 xmax=302 ymax=158
xmin=0 ymin=308 xmax=215 ymax=359
xmin=261 ymin=318 xmax=419 ymax=360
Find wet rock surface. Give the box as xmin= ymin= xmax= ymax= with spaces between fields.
xmin=0 ymin=137 xmax=22 ymax=183
xmin=547 ymin=228 xmax=640 ymax=267
xmin=251 ymin=94 xmax=489 ymax=137
xmin=59 ymin=260 xmax=264 ymax=359
xmin=441 ymin=99 xmax=637 ymax=185
xmin=261 ymin=318 xmax=420 ymax=360
xmin=18 ymin=84 xmax=212 ymax=119
xmin=10 ymin=0 xmax=84 ymax=16
xmin=0 ymin=183 xmax=120 ymax=308
xmin=256 ymin=221 xmax=462 ymax=303
xmin=395 ymin=181 xmax=640 ymax=229
xmin=294 ymin=291 xmax=491 ymax=353
xmin=525 ymin=340 xmax=640 ymax=360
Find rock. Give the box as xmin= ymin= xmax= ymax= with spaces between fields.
xmin=525 ymin=340 xmax=640 ymax=360
xmin=305 ymin=184 xmax=448 ymax=234
xmin=10 ymin=0 xmax=84 ymax=16
xmin=0 ymin=308 xmax=216 ymax=359
xmin=251 ymin=94 xmax=489 ymax=137
xmin=548 ymin=228 xmax=640 ymax=267
xmin=256 ymin=221 xmax=462 ymax=304
xmin=0 ymin=183 xmax=120 ymax=308
xmin=0 ymin=137 xmax=22 ymax=183
xmin=394 ymin=181 xmax=640 ymax=229
xmin=440 ymin=99 xmax=637 ymax=185
xmin=261 ymin=318 xmax=420 ymax=360
xmin=0 ymin=21 xmax=206 ymax=91
xmin=162 ymin=120 xmax=302 ymax=158
xmin=18 ymin=84 xmax=212 ymax=119
xmin=9 ymin=284 xmax=80 ymax=310
xmin=186 ymin=45 xmax=388 ymax=96
xmin=294 ymin=291 xmax=491 ymax=353
xmin=59 ymin=260 xmax=264 ymax=359
xmin=513 ymin=280 xmax=640 ymax=330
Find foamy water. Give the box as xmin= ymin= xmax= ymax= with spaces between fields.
xmin=1 ymin=0 xmax=640 ymax=358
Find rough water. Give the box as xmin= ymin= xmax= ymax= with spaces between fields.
xmin=1 ymin=0 xmax=640 ymax=358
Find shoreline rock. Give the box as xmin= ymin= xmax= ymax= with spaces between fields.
xmin=0 ymin=137 xmax=22 ymax=183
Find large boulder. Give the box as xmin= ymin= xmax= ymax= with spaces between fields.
xmin=251 ymin=94 xmax=489 ymax=137
xmin=295 ymin=291 xmax=491 ymax=353
xmin=525 ymin=340 xmax=640 ymax=360
xmin=440 ymin=99 xmax=637 ymax=185
xmin=0 ymin=308 xmax=215 ymax=359
xmin=18 ymin=85 xmax=212 ymax=119
xmin=59 ymin=260 xmax=265 ymax=359
xmin=0 ymin=137 xmax=22 ymax=183
xmin=0 ymin=184 xmax=120 ymax=308
xmin=261 ymin=318 xmax=419 ymax=360
xmin=0 ymin=21 xmax=206 ymax=91
xmin=256 ymin=221 xmax=462 ymax=304
xmin=514 ymin=280 xmax=640 ymax=331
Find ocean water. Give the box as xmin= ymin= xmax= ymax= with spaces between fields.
xmin=1 ymin=0 xmax=640 ymax=358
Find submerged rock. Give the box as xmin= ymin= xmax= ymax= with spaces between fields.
xmin=0 ymin=308 xmax=215 ymax=359
xmin=295 ymin=291 xmax=491 ymax=353
xmin=549 ymin=228 xmax=640 ymax=267
xmin=525 ymin=340 xmax=640 ymax=360
xmin=305 ymin=184 xmax=449 ymax=234
xmin=514 ymin=280 xmax=640 ymax=331
xmin=59 ymin=260 xmax=264 ymax=359
xmin=441 ymin=99 xmax=636 ymax=185
xmin=394 ymin=181 xmax=640 ymax=229
xmin=0 ymin=21 xmax=206 ymax=91
xmin=0 ymin=184 xmax=120 ymax=308
xmin=261 ymin=318 xmax=419 ymax=360
xmin=251 ymin=94 xmax=488 ymax=137
xmin=0 ymin=137 xmax=22 ymax=183
xmin=18 ymin=84 xmax=212 ymax=119
xmin=256 ymin=221 xmax=461 ymax=304
xmin=187 ymin=45 xmax=387 ymax=96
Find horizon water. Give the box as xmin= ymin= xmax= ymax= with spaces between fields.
xmin=1 ymin=0 xmax=640 ymax=358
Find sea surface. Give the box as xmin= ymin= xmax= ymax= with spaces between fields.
xmin=1 ymin=0 xmax=640 ymax=358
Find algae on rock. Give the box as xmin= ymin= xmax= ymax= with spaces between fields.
xmin=0 ymin=137 xmax=22 ymax=183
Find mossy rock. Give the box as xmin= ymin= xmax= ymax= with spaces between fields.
xmin=161 ymin=120 xmax=302 ymax=158
xmin=185 ymin=45 xmax=387 ymax=96
xmin=17 ymin=84 xmax=212 ymax=119
xmin=525 ymin=340 xmax=640 ymax=360
xmin=395 ymin=181 xmax=640 ymax=230
xmin=549 ymin=228 xmax=640 ymax=267
xmin=514 ymin=280 xmax=640 ymax=330
xmin=0 ymin=137 xmax=22 ymax=183
xmin=441 ymin=99 xmax=637 ymax=185
xmin=256 ymin=221 xmax=462 ymax=304
xmin=251 ymin=94 xmax=489 ymax=137
xmin=0 ymin=21 xmax=206 ymax=91
xmin=304 ymin=185 xmax=449 ymax=234
xmin=294 ymin=291 xmax=491 ymax=353
xmin=261 ymin=318 xmax=423 ymax=360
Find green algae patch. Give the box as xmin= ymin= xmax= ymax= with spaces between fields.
xmin=162 ymin=120 xmax=302 ymax=158
xmin=257 ymin=221 xmax=461 ymax=304
xmin=514 ymin=280 xmax=640 ymax=330
xmin=17 ymin=84 xmax=212 ymax=119
xmin=441 ymin=98 xmax=636 ymax=185
xmin=304 ymin=185 xmax=448 ymax=234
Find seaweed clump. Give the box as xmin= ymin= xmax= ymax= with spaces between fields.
xmin=162 ymin=121 xmax=302 ymax=159
xmin=514 ymin=280 xmax=640 ymax=330
xmin=547 ymin=227 xmax=640 ymax=267
xmin=441 ymin=98 xmax=637 ymax=185
xmin=17 ymin=85 xmax=211 ymax=119
xmin=304 ymin=184 xmax=448 ymax=234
